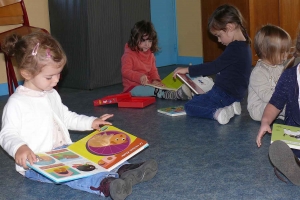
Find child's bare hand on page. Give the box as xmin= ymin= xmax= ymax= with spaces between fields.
xmin=15 ymin=145 xmax=37 ymax=169
xmin=173 ymin=67 xmax=189 ymax=78
xmin=140 ymin=75 xmax=149 ymax=85
xmin=151 ymin=80 xmax=165 ymax=87
xmin=92 ymin=114 xmax=114 ymax=129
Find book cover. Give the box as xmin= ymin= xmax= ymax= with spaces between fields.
xmin=271 ymin=123 xmax=300 ymax=150
xmin=157 ymin=106 xmax=186 ymax=116
xmin=27 ymin=125 xmax=149 ymax=183
xmin=176 ymin=74 xmax=205 ymax=95
xmin=161 ymin=72 xmax=183 ymax=90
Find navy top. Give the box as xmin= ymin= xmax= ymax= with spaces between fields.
xmin=189 ymin=41 xmax=252 ymax=100
xmin=269 ymin=65 xmax=300 ymax=126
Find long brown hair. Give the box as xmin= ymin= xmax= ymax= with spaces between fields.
xmin=208 ymin=4 xmax=251 ymax=45
xmin=127 ymin=20 xmax=159 ymax=53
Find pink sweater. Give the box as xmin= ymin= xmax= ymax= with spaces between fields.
xmin=121 ymin=44 xmax=161 ymax=92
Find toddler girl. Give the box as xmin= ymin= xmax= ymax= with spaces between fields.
xmin=256 ymin=28 xmax=300 ymax=185
xmin=0 ymin=32 xmax=157 ymax=200
xmin=121 ymin=20 xmax=191 ymax=100
xmin=247 ymin=24 xmax=291 ymax=121
xmin=173 ymin=4 xmax=252 ymax=124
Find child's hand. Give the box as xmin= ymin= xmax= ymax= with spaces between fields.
xmin=15 ymin=145 xmax=37 ymax=169
xmin=173 ymin=67 xmax=189 ymax=78
xmin=92 ymin=114 xmax=114 ymax=129
xmin=140 ymin=75 xmax=148 ymax=85
xmin=256 ymin=124 xmax=272 ymax=147
xmin=151 ymin=80 xmax=164 ymax=87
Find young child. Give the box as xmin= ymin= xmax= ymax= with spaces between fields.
xmin=256 ymin=29 xmax=300 ymax=185
xmin=247 ymin=24 xmax=291 ymax=121
xmin=0 ymin=32 xmax=157 ymax=200
xmin=121 ymin=20 xmax=191 ymax=100
xmin=173 ymin=4 xmax=252 ymax=124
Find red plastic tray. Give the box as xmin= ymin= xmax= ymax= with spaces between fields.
xmin=93 ymin=93 xmax=131 ymax=106
xmin=118 ymin=97 xmax=156 ymax=108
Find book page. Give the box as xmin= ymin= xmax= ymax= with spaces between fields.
xmin=145 ymin=83 xmax=177 ymax=91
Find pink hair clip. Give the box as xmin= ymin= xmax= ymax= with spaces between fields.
xmin=32 ymin=43 xmax=40 ymax=56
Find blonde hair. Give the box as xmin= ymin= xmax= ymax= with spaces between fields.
xmin=285 ymin=25 xmax=300 ymax=69
xmin=254 ymin=24 xmax=291 ymax=65
xmin=1 ymin=32 xmax=67 ymax=77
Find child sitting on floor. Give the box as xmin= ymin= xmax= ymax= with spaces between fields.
xmin=247 ymin=24 xmax=291 ymax=121
xmin=121 ymin=20 xmax=191 ymax=100
xmin=256 ymin=28 xmax=300 ymax=185
xmin=173 ymin=4 xmax=252 ymax=124
xmin=0 ymin=32 xmax=157 ymax=200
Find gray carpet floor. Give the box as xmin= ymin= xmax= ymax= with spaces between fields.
xmin=0 ymin=65 xmax=299 ymax=200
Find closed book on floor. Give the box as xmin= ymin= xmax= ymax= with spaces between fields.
xmin=157 ymin=105 xmax=186 ymax=116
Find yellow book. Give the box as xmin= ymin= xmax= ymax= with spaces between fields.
xmin=27 ymin=125 xmax=148 ymax=183
xmin=161 ymin=72 xmax=183 ymax=90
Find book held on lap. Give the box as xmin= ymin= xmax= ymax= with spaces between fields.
xmin=145 ymin=83 xmax=177 ymax=91
xmin=161 ymin=71 xmax=183 ymax=90
xmin=27 ymin=125 xmax=148 ymax=183
xmin=157 ymin=105 xmax=186 ymax=116
xmin=176 ymin=74 xmax=214 ymax=94
xmin=176 ymin=74 xmax=205 ymax=94
xmin=271 ymin=123 xmax=300 ymax=150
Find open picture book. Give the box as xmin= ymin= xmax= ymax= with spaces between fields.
xmin=271 ymin=123 xmax=300 ymax=150
xmin=157 ymin=105 xmax=186 ymax=116
xmin=145 ymin=83 xmax=177 ymax=91
xmin=176 ymin=74 xmax=214 ymax=94
xmin=26 ymin=125 xmax=149 ymax=183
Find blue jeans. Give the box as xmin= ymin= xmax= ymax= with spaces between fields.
xmin=184 ymin=86 xmax=239 ymax=119
xmin=130 ymin=85 xmax=165 ymax=98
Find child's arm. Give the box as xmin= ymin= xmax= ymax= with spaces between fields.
xmin=15 ymin=144 xmax=37 ymax=169
xmin=256 ymin=103 xmax=281 ymax=147
xmin=91 ymin=114 xmax=114 ymax=130
xmin=121 ymin=55 xmax=146 ymax=84
xmin=173 ymin=67 xmax=189 ymax=78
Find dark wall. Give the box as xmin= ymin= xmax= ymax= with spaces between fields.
xmin=48 ymin=0 xmax=150 ymax=90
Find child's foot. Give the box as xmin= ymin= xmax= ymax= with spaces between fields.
xmin=117 ymin=159 xmax=158 ymax=186
xmin=232 ymin=102 xmax=241 ymax=115
xmin=269 ymin=140 xmax=300 ymax=185
xmin=163 ymin=84 xmax=191 ymax=100
xmin=215 ymin=105 xmax=234 ymax=125
xmin=90 ymin=177 xmax=132 ymax=200
xmin=177 ymin=84 xmax=192 ymax=100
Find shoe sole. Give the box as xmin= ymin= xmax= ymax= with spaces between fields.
xmin=120 ymin=159 xmax=158 ymax=186
xmin=110 ymin=178 xmax=132 ymax=200
xmin=269 ymin=140 xmax=300 ymax=185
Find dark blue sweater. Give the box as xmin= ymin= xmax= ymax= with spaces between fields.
xmin=269 ymin=65 xmax=300 ymax=126
xmin=189 ymin=41 xmax=252 ymax=100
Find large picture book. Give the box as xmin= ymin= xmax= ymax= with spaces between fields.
xmin=176 ymin=74 xmax=205 ymax=94
xmin=157 ymin=106 xmax=186 ymax=116
xmin=271 ymin=123 xmax=300 ymax=150
xmin=27 ymin=125 xmax=149 ymax=183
